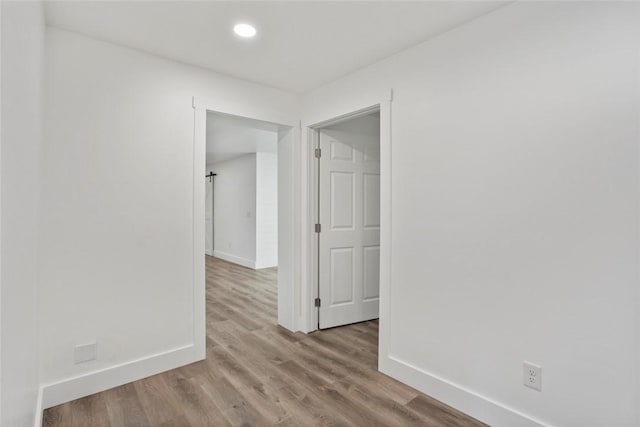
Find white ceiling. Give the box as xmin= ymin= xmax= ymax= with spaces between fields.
xmin=206 ymin=112 xmax=279 ymax=165
xmin=44 ymin=1 xmax=508 ymax=93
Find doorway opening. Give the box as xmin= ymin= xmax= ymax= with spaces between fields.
xmin=312 ymin=108 xmax=381 ymax=330
xmin=205 ymin=112 xmax=282 ymax=270
xmin=200 ymin=109 xmax=296 ymax=346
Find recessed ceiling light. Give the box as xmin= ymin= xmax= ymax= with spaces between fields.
xmin=234 ymin=23 xmax=256 ymax=38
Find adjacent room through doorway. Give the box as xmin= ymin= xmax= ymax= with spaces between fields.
xmin=203 ymin=111 xmax=284 ymax=365
xmin=205 ymin=112 xmax=280 ymax=270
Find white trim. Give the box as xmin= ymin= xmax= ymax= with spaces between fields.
xmin=212 ymin=250 xmax=256 ymax=269
xmin=41 ymin=344 xmax=196 ymax=409
xmin=34 ymin=386 xmax=43 ymax=427
xmin=192 ymin=101 xmax=206 ymax=361
xmin=301 ymin=127 xmax=319 ymax=333
xmin=384 ymin=356 xmax=549 ymax=427
xmin=308 ymin=105 xmax=381 ymax=129
xmin=637 ymin=51 xmax=640 ymax=427
xmin=300 ymin=89 xmax=393 ymax=337
xmin=377 ymin=98 xmax=392 ymax=373
xmin=302 ymin=89 xmax=392 ymax=130
xmin=193 ymin=96 xmax=297 ymax=128
xmin=254 ymin=261 xmax=278 ymax=270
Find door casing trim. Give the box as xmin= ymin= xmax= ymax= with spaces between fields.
xmin=300 ymin=89 xmax=392 ymax=373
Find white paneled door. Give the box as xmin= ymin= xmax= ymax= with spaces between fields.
xmin=318 ymin=118 xmax=380 ymax=329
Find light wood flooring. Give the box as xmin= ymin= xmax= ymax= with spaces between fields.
xmin=43 ymin=256 xmax=486 ymax=426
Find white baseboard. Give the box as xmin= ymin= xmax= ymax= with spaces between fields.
xmin=41 ymin=344 xmax=199 ymax=410
xmin=35 ymin=335 xmax=546 ymax=426
xmin=254 ymin=261 xmax=278 ymax=269
xmin=383 ymin=355 xmax=549 ymax=427
xmin=213 ymin=250 xmax=256 ymax=269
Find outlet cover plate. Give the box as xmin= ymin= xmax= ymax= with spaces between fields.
xmin=523 ymin=361 xmax=542 ymax=391
xmin=74 ymin=341 xmax=97 ymax=364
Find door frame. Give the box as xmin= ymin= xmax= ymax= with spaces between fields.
xmin=301 ymin=89 xmax=392 ymax=370
xmin=205 ymin=172 xmax=215 ymax=257
xmin=192 ymin=96 xmax=299 ymax=359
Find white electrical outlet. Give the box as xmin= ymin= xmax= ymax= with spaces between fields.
xmin=74 ymin=341 xmax=97 ymax=364
xmin=523 ymin=361 xmax=542 ymax=391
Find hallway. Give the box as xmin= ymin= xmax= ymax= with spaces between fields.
xmin=43 ymin=257 xmax=484 ymax=426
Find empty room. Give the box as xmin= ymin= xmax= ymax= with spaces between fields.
xmin=1 ymin=1 xmax=639 ymax=426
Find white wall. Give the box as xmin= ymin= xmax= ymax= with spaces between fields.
xmin=209 ymin=152 xmax=278 ymax=270
xmin=256 ymin=152 xmax=278 ymax=269
xmin=40 ymin=27 xmax=298 ymax=406
xmin=1 ymin=2 xmax=45 ymax=425
xmin=303 ymin=2 xmax=640 ymax=426
xmin=277 ymin=127 xmax=298 ymax=330
xmin=211 ymin=154 xmax=257 ymax=268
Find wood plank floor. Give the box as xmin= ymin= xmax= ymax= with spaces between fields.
xmin=43 ymin=256 xmax=486 ymax=427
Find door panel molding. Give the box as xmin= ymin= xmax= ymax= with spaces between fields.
xmin=318 ymin=117 xmax=380 ymax=329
